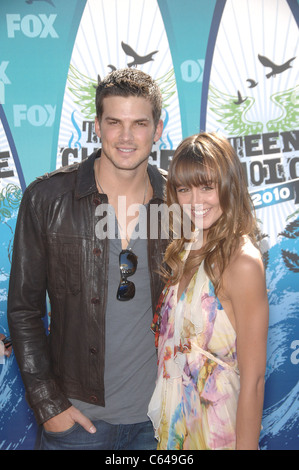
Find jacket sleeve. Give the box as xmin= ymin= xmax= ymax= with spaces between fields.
xmin=7 ymin=185 xmax=71 ymax=424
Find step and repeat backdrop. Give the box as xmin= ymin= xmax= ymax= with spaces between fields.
xmin=0 ymin=0 xmax=298 ymax=450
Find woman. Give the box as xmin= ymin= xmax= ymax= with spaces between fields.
xmin=148 ymin=132 xmax=269 ymax=450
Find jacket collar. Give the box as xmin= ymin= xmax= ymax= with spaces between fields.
xmin=75 ymin=149 xmax=99 ymax=199
xmin=75 ymin=149 xmax=166 ymax=201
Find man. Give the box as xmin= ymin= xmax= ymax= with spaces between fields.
xmin=7 ymin=68 xmax=168 ymax=450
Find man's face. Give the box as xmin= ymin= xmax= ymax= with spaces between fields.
xmin=95 ymin=95 xmax=163 ymax=172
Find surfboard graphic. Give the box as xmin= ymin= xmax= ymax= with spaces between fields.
xmin=204 ymin=0 xmax=299 ymax=450
xmin=0 ymin=105 xmax=36 ymax=449
xmin=205 ymin=0 xmax=298 ymax=246
xmin=56 ymin=0 xmax=182 ymax=171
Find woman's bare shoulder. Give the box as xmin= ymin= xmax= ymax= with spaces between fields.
xmin=225 ymin=237 xmax=265 ymax=287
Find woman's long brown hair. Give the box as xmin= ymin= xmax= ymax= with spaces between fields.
xmin=163 ymin=132 xmax=259 ymax=295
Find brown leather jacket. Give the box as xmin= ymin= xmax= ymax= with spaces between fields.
xmin=7 ymin=150 xmax=168 ymax=425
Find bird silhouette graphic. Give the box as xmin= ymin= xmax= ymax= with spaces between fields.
xmin=234 ymin=90 xmax=247 ymax=105
xmin=246 ymin=78 xmax=258 ymax=88
xmin=121 ymin=41 xmax=158 ymax=67
xmin=258 ymin=54 xmax=296 ymax=78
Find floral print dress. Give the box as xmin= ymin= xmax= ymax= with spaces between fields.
xmin=148 ymin=258 xmax=240 ymax=450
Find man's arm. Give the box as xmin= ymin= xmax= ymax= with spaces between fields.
xmin=7 ymin=186 xmax=71 ymax=424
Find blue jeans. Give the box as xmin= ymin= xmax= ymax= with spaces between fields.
xmin=39 ymin=419 xmax=157 ymax=450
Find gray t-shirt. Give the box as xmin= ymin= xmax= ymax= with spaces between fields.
xmin=70 ymin=220 xmax=157 ymax=424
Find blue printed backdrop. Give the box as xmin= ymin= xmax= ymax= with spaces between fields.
xmin=0 ymin=0 xmax=298 ymax=450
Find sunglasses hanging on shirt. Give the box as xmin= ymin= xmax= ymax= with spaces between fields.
xmin=117 ymin=249 xmax=138 ymax=301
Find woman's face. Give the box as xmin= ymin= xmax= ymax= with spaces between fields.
xmin=176 ymin=182 xmax=223 ymax=235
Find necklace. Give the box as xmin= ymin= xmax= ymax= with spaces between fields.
xmin=95 ymin=168 xmax=149 ymax=246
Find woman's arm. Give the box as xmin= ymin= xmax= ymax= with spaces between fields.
xmin=224 ymin=244 xmax=269 ymax=450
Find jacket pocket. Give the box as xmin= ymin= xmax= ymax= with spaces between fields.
xmin=48 ymin=242 xmax=81 ymax=295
